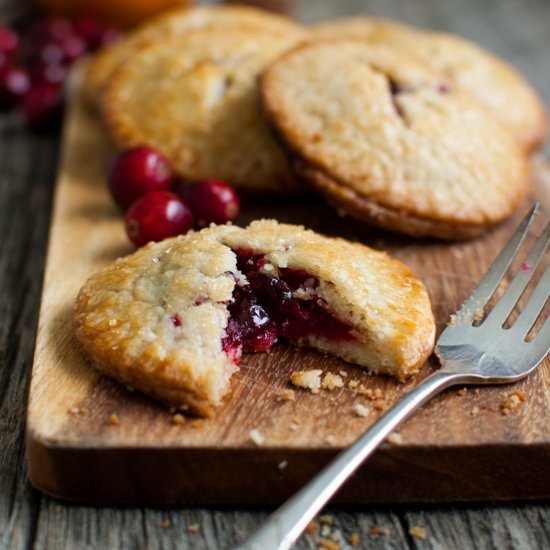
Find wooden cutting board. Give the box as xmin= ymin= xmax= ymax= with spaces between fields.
xmin=26 ymin=74 xmax=550 ymax=505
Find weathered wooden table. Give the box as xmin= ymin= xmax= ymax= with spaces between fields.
xmin=1 ymin=0 xmax=550 ymax=548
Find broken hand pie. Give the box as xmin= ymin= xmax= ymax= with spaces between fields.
xmin=74 ymin=221 xmax=435 ymax=416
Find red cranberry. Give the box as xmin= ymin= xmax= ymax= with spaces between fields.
xmin=178 ymin=179 xmax=240 ymax=227
xmin=108 ymin=146 xmax=174 ymax=210
xmin=20 ymin=82 xmax=63 ymax=130
xmin=0 ymin=65 xmax=30 ymax=110
xmin=0 ymin=26 xmax=20 ymax=58
xmin=73 ymin=16 xmax=121 ymax=51
xmin=125 ymin=191 xmax=194 ymax=247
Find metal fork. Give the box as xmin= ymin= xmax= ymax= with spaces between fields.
xmin=234 ymin=204 xmax=550 ymax=550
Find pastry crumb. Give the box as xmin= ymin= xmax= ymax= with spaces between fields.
xmin=322 ymin=373 xmax=344 ymax=391
xmin=187 ymin=523 xmax=200 ymax=533
xmin=387 ymin=432 xmax=403 ymax=445
xmin=501 ymin=389 xmax=527 ymax=415
xmin=249 ymin=429 xmax=265 ymax=446
xmin=471 ymin=406 xmax=480 ymax=416
xmin=325 ymin=434 xmax=336 ymax=446
xmin=348 ymin=380 xmax=359 ymax=388
xmin=457 ymin=388 xmax=468 ymax=397
xmin=319 ymin=514 xmax=333 ymax=525
xmin=318 ymin=537 xmax=340 ymax=550
xmin=473 ymin=308 xmax=484 ymax=322
xmin=291 ymin=369 xmax=322 ymax=391
xmin=171 ymin=413 xmax=186 ymax=425
xmin=80 ymin=407 xmax=90 ymax=415
xmin=373 ymin=399 xmax=386 ymax=411
xmin=108 ymin=414 xmax=120 ymax=426
xmin=349 ymin=533 xmax=361 ymax=546
xmin=353 ymin=403 xmax=370 ymax=418
xmin=278 ymin=389 xmax=296 ymax=402
xmin=357 ymin=386 xmax=383 ymax=400
xmin=67 ymin=407 xmax=80 ymax=415
xmin=409 ymin=525 xmax=427 ymax=539
xmin=448 ymin=314 xmax=457 ymax=326
xmin=370 ymin=525 xmax=391 ymax=536
xmin=339 ymin=370 xmax=348 ymax=377
xmin=289 ymin=422 xmax=299 ymax=431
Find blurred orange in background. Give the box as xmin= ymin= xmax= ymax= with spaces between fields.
xmin=34 ymin=0 xmax=193 ymax=28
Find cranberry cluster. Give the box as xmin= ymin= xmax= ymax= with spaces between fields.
xmin=0 ymin=15 xmax=120 ymax=130
xmin=108 ymin=146 xmax=241 ymax=247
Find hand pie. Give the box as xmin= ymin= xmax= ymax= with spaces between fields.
xmin=74 ymin=220 xmax=435 ymax=416
xmin=261 ymin=41 xmax=531 ymax=239
xmin=101 ymin=27 xmax=306 ymax=194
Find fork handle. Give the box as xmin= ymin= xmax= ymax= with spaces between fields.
xmin=233 ymin=370 xmax=465 ymax=550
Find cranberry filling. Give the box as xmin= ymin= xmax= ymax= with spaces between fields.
xmin=221 ymin=250 xmax=354 ymax=362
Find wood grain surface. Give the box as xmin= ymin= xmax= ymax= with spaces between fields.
xmin=25 ymin=55 xmax=550 ymax=504
xmin=2 ymin=0 xmax=550 ymax=548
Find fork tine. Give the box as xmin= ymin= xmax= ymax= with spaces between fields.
xmin=454 ymin=204 xmax=539 ymax=324
xmin=512 ymin=264 xmax=550 ymax=338
xmin=484 ymin=221 xmax=550 ymax=327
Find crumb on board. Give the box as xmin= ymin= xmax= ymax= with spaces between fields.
xmin=473 ymin=308 xmax=484 ymax=322
xmin=350 ymin=533 xmax=361 ymax=546
xmin=249 ymin=429 xmax=265 ymax=446
xmin=409 ymin=525 xmax=427 ymax=539
xmin=387 ymin=432 xmax=403 ymax=445
xmin=339 ymin=370 xmax=348 ymax=377
xmin=108 ymin=414 xmax=120 ymax=426
xmin=322 ymin=373 xmax=344 ymax=391
xmin=457 ymin=388 xmax=468 ymax=397
xmin=370 ymin=525 xmax=391 ymax=536
xmin=448 ymin=314 xmax=457 ymax=326
xmin=291 ymin=369 xmax=322 ymax=391
xmin=353 ymin=403 xmax=370 ymax=418
xmin=348 ymin=380 xmax=359 ymax=388
xmin=317 ymin=537 xmax=340 ymax=550
xmin=306 ymin=520 xmax=320 ymax=535
xmin=319 ymin=514 xmax=333 ymax=525
xmin=171 ymin=413 xmax=186 ymax=425
xmin=161 ymin=520 xmax=170 ymax=529
xmin=373 ymin=399 xmax=386 ymax=411
xmin=187 ymin=523 xmax=200 ymax=533
xmin=278 ymin=389 xmax=296 ymax=402
xmin=278 ymin=460 xmax=288 ymax=470
xmin=501 ymin=389 xmax=528 ymax=415
xmin=357 ymin=386 xmax=384 ymax=400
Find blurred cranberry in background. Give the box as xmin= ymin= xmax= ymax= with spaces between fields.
xmin=0 ymin=13 xmax=121 ymax=131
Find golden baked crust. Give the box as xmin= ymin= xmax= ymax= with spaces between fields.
xmin=261 ymin=41 xmax=531 ymax=239
xmin=312 ymin=17 xmax=548 ymax=152
xmin=74 ymin=220 xmax=435 ymax=415
xmin=84 ymin=4 xmax=308 ymax=106
xmin=101 ymin=27 xmax=305 ymax=194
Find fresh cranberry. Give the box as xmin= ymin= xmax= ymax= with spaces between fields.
xmin=178 ymin=179 xmax=240 ymax=227
xmin=28 ymin=62 xmax=66 ymax=85
xmin=0 ymin=65 xmax=30 ymax=110
xmin=0 ymin=26 xmax=20 ymax=58
xmin=73 ymin=16 xmax=121 ymax=51
xmin=125 ymin=191 xmax=194 ymax=247
xmin=108 ymin=146 xmax=174 ymax=210
xmin=28 ymin=17 xmax=74 ymax=44
xmin=20 ymin=82 xmax=63 ymax=130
